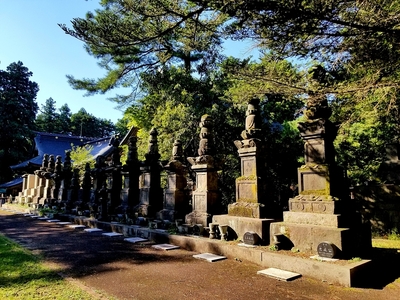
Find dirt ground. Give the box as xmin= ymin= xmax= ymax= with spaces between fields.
xmin=1 ymin=210 xmax=399 ymax=300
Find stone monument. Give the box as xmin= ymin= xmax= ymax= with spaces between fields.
xmin=157 ymin=139 xmax=189 ymax=222
xmin=120 ymin=131 xmax=140 ymax=216
xmin=212 ymin=98 xmax=274 ymax=243
xmin=186 ymin=115 xmax=219 ymax=227
xmin=270 ymin=97 xmax=371 ymax=257
xmin=135 ymin=128 xmax=163 ymax=217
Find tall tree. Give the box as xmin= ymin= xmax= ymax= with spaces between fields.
xmin=35 ymin=97 xmax=59 ymax=133
xmin=59 ymin=0 xmax=227 ymax=106
xmin=70 ymin=108 xmax=116 ymax=138
xmin=0 ymin=61 xmax=38 ymax=181
xmin=57 ymin=103 xmax=72 ymax=134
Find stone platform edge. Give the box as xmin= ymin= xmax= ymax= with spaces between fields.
xmin=61 ymin=215 xmax=371 ymax=287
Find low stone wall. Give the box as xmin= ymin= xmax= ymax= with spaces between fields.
xmin=353 ymin=184 xmax=400 ymax=233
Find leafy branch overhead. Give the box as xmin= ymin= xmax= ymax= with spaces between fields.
xmin=59 ymin=0 xmax=227 ymax=105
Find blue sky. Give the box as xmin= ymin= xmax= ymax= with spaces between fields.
xmin=0 ymin=1 xmax=258 ymax=124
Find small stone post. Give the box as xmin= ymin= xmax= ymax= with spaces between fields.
xmin=186 ymin=115 xmax=219 ymax=227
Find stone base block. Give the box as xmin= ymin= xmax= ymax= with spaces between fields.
xmin=185 ymin=211 xmax=210 ymax=227
xmin=270 ymin=221 xmax=369 ymax=258
xmin=228 ymin=202 xmax=265 ymax=218
xmin=156 ymin=209 xmax=176 ymax=222
xmin=289 ymin=199 xmax=342 ymax=214
xmin=212 ymin=214 xmax=274 ymax=245
xmin=283 ymin=211 xmax=341 ymax=227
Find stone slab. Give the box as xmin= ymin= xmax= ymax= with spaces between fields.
xmin=310 ymin=255 xmax=339 ymax=262
xmin=152 ymin=244 xmax=180 ymax=251
xmin=238 ymin=243 xmax=257 ymax=248
xmin=24 ymin=213 xmax=34 ymax=217
xmin=257 ymin=268 xmax=301 ymax=281
xmin=102 ymin=232 xmax=123 ymax=237
xmin=30 ymin=215 xmax=40 ymax=218
xmin=57 ymin=222 xmax=72 ymax=225
xmin=193 ymin=253 xmax=226 ymax=262
xmin=124 ymin=237 xmax=148 ymax=243
xmin=68 ymin=224 xmax=86 ymax=229
xmin=84 ymin=228 xmax=103 ymax=233
xmin=38 ymin=217 xmax=50 ymax=220
xmin=46 ymin=219 xmax=61 ymax=223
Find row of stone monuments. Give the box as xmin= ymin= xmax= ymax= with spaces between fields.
xmin=15 ymin=97 xmax=371 ymax=258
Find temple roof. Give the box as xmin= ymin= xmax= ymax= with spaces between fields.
xmin=10 ymin=132 xmax=112 ymax=170
xmin=0 ymin=177 xmax=23 ymax=189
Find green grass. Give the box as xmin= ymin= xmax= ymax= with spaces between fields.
xmin=372 ymin=238 xmax=400 ymax=250
xmin=0 ymin=234 xmax=97 ymax=300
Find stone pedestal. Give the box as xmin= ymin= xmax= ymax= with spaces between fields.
xmin=212 ymin=214 xmax=274 ymax=245
xmin=136 ymin=165 xmax=162 ymax=217
xmin=32 ymin=175 xmax=45 ymax=204
xmin=158 ymin=172 xmax=188 ymax=221
xmin=40 ymin=178 xmax=54 ymax=205
xmin=185 ymin=163 xmax=218 ymax=227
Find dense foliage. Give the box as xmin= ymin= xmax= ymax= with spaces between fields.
xmin=0 ymin=62 xmax=39 ymax=182
xmin=58 ymin=0 xmax=400 ymax=210
xmin=195 ymin=0 xmax=400 ymax=184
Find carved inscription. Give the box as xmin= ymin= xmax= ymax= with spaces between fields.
xmin=317 ymin=241 xmax=336 ymax=258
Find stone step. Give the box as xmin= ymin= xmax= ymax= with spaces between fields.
xmin=257 ymin=268 xmax=301 ymax=281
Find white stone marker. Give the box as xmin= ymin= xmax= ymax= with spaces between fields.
xmin=124 ymin=237 xmax=148 ymax=243
xmin=257 ymin=268 xmax=301 ymax=281
xmin=102 ymin=232 xmax=123 ymax=237
xmin=46 ymin=219 xmax=61 ymax=223
xmin=152 ymin=244 xmax=179 ymax=251
xmin=68 ymin=224 xmax=86 ymax=229
xmin=57 ymin=221 xmax=72 ymax=225
xmin=84 ymin=228 xmax=103 ymax=233
xmin=193 ymin=253 xmax=227 ymax=262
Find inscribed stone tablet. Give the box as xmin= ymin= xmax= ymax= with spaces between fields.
xmin=317 ymin=241 xmax=336 ymax=258
xmin=243 ymin=231 xmax=259 ymax=245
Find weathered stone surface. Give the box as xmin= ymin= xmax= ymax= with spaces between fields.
xmin=289 ymin=199 xmax=340 ymax=214
xmin=228 ymin=202 xmax=264 ymax=218
xmin=270 ymin=221 xmax=352 ymax=254
xmin=212 ymin=214 xmax=274 ymax=245
xmin=185 ymin=211 xmax=210 ymax=227
xmin=283 ymin=211 xmax=341 ymax=227
xmin=236 ymin=180 xmax=258 ymax=203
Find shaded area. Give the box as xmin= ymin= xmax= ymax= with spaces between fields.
xmin=0 ymin=212 xmax=399 ymax=300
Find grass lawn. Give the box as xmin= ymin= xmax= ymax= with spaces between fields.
xmin=0 ymin=234 xmax=98 ymax=300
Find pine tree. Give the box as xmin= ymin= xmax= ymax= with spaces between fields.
xmin=0 ymin=61 xmax=38 ymax=181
